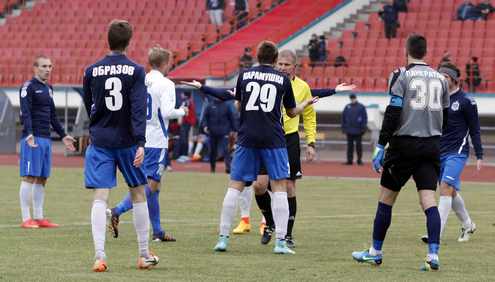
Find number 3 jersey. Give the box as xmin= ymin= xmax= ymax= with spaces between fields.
xmin=388 ymin=63 xmax=450 ymax=138
xmin=83 ymin=53 xmax=147 ymax=148
xmin=235 ymin=65 xmax=296 ymax=148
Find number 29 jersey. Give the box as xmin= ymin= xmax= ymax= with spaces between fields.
xmin=235 ymin=65 xmax=296 ymax=148
xmin=83 ymin=54 xmax=147 ymax=148
xmin=388 ymin=63 xmax=450 ymax=138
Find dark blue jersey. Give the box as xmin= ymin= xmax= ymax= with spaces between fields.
xmin=440 ymin=89 xmax=483 ymax=159
xmin=200 ymin=85 xmax=335 ymax=101
xmin=83 ymin=54 xmax=147 ymax=148
xmin=234 ymin=65 xmax=296 ymax=148
xmin=19 ymin=77 xmax=65 ymax=139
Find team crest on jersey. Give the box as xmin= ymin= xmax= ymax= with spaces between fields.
xmin=451 ymin=101 xmax=460 ymax=111
xmin=467 ymin=97 xmax=476 ymax=105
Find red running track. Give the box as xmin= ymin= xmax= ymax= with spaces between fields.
xmin=1 ymin=154 xmax=493 ymax=183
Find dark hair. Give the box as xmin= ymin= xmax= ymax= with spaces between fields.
xmin=108 ymin=20 xmax=133 ymax=51
xmin=256 ymin=41 xmax=278 ymax=65
xmin=406 ymin=34 xmax=427 ymax=59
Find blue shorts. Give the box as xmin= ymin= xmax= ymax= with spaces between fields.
xmin=440 ymin=153 xmax=468 ymax=191
xmin=19 ymin=136 xmax=51 ymax=178
xmin=230 ymin=146 xmax=289 ymax=182
xmin=84 ymin=145 xmax=148 ymax=189
xmin=142 ymin=148 xmax=167 ymax=182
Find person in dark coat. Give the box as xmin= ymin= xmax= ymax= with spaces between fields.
xmin=379 ymin=1 xmax=399 ymax=39
xmin=342 ymin=94 xmax=367 ymax=165
xmin=201 ymin=97 xmax=237 ymax=173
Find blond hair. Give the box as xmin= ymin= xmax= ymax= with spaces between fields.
xmin=148 ymin=46 xmax=172 ymax=69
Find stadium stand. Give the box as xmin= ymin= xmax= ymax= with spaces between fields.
xmin=0 ymin=0 xmax=280 ymax=86
xmin=298 ymin=0 xmax=495 ymax=92
xmin=169 ymin=0 xmax=345 ymax=79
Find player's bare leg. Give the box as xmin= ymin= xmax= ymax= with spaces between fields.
xmin=352 ymin=186 xmax=398 ymax=265
xmin=214 ymin=180 xmax=244 ymax=251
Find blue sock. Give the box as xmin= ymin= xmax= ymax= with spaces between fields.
xmin=372 ymin=202 xmax=393 ymax=251
xmin=114 ymin=192 xmax=133 ymax=216
xmin=146 ymin=185 xmax=164 ymax=237
xmin=425 ymin=206 xmax=441 ymax=255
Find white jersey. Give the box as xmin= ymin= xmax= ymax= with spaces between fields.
xmin=144 ymin=70 xmax=185 ymax=148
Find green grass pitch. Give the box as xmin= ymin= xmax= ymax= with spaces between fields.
xmin=0 ymin=166 xmax=494 ymax=281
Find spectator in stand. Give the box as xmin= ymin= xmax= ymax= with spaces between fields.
xmin=334 ymin=55 xmax=348 ymax=67
xmin=457 ymin=1 xmax=481 ymax=21
xmin=379 ymin=1 xmax=399 ymax=39
xmin=318 ymin=35 xmax=327 ymax=63
xmin=393 ymin=0 xmax=408 ymax=13
xmin=308 ymin=34 xmax=320 ymax=66
xmin=201 ymin=97 xmax=237 ymax=173
xmin=465 ymin=56 xmax=482 ymax=92
xmin=478 ymin=0 xmax=495 ymax=20
xmin=239 ymin=47 xmax=254 ymax=69
xmin=341 ymin=94 xmax=367 ymax=166
xmin=207 ymin=0 xmax=225 ymax=32
xmin=174 ymin=92 xmax=196 ymax=162
xmin=233 ymin=0 xmax=249 ymax=28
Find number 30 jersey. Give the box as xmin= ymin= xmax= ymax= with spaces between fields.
xmin=83 ymin=53 xmax=147 ymax=148
xmin=388 ymin=63 xmax=450 ymax=138
xmin=235 ymin=65 xmax=296 ymax=148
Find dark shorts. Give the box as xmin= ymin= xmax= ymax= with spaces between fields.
xmin=259 ymin=132 xmax=302 ymax=180
xmin=380 ymin=136 xmax=440 ymax=192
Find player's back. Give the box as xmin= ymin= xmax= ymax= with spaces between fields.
xmin=235 ymin=65 xmax=295 ymax=148
xmin=392 ymin=63 xmax=449 ymax=138
xmin=83 ymin=54 xmax=147 ymax=148
xmin=144 ymin=70 xmax=175 ymax=148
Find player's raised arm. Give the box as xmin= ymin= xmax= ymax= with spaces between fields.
xmin=284 ymin=76 xmax=317 ymax=118
xmin=181 ymin=80 xmax=235 ymax=101
xmin=130 ymin=66 xmax=147 ymax=148
xmin=311 ymin=83 xmax=357 ymax=98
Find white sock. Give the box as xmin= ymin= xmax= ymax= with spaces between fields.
xmin=194 ymin=142 xmax=203 ymax=156
xmin=452 ymin=193 xmax=472 ymax=229
xmin=133 ymin=202 xmax=150 ymax=258
xmin=219 ymin=188 xmax=240 ymax=236
xmin=369 ymin=246 xmax=382 ymax=256
xmin=438 ymin=196 xmax=452 ymax=237
xmin=238 ymin=185 xmax=253 ymax=218
xmin=271 ymin=191 xmax=289 ymax=240
xmin=19 ymin=181 xmax=33 ymax=221
xmin=32 ymin=183 xmax=45 ymax=220
xmin=91 ymin=200 xmax=107 ymax=260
